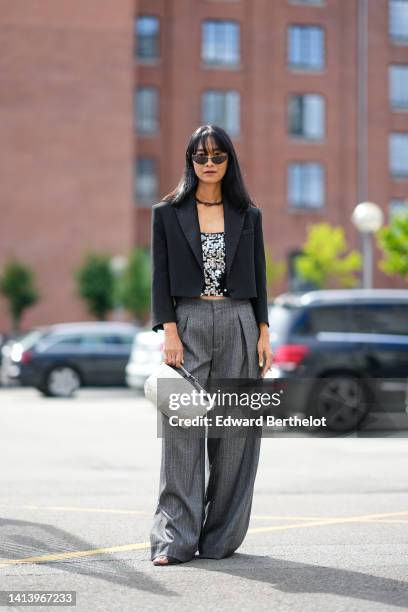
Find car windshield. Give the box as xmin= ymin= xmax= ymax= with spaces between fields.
xmin=17 ymin=329 xmax=48 ymax=349
xmin=38 ymin=331 xmax=137 ymax=351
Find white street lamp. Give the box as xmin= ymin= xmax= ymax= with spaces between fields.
xmin=351 ymin=202 xmax=384 ymax=289
xmin=109 ymin=255 xmax=128 ymax=321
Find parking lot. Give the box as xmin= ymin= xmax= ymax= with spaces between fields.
xmin=0 ymin=386 xmax=407 ymax=611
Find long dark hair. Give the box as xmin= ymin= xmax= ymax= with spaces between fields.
xmin=161 ymin=124 xmax=258 ymax=213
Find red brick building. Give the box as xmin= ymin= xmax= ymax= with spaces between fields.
xmin=0 ymin=1 xmax=135 ymax=330
xmin=134 ymin=0 xmax=408 ymax=291
xmin=1 ymin=0 xmax=407 ymax=331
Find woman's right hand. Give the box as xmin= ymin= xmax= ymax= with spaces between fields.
xmin=163 ymin=323 xmax=184 ymax=368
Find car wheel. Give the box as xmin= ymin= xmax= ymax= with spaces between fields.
xmin=309 ymin=375 xmax=370 ymax=433
xmin=43 ymin=366 xmax=81 ymax=398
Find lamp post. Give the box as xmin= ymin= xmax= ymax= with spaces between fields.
xmin=109 ymin=255 xmax=128 ymax=321
xmin=351 ymin=202 xmax=384 ymax=289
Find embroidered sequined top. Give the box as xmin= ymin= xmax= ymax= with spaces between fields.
xmin=200 ymin=231 xmax=229 ymax=297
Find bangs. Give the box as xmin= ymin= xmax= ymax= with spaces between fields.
xmin=193 ymin=131 xmax=226 ymax=155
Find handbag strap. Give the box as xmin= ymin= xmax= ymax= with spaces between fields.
xmin=170 ymin=364 xmax=205 ymax=390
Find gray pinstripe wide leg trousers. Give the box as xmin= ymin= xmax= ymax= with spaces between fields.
xmin=150 ymin=297 xmax=263 ymax=562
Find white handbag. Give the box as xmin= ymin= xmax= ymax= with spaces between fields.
xmin=144 ymin=362 xmax=212 ymax=429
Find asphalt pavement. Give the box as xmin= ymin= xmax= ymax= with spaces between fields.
xmin=0 ymin=387 xmax=407 ymax=611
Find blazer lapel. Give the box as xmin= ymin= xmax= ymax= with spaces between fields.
xmin=174 ymin=191 xmax=204 ymax=272
xmin=174 ymin=190 xmax=245 ymax=276
xmin=223 ymin=193 xmax=245 ymax=275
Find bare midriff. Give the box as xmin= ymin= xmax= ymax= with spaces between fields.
xmin=199 ymin=295 xmax=227 ymax=300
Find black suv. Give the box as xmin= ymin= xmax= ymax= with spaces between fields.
xmin=267 ymin=289 xmax=408 ymax=432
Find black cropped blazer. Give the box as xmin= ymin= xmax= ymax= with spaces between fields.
xmin=150 ymin=190 xmax=269 ymax=333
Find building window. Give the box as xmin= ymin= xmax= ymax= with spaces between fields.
xmin=202 ymin=20 xmax=240 ymax=67
xmin=389 ymin=133 xmax=408 ymax=177
xmin=135 ymin=158 xmax=158 ymax=205
xmin=288 ymin=94 xmax=325 ymax=139
xmin=135 ymin=15 xmax=159 ymax=61
xmin=389 ymin=0 xmax=408 ymax=43
xmin=288 ymin=0 xmax=325 ymax=4
xmin=288 ymin=162 xmax=325 ymax=208
xmin=389 ymin=65 xmax=408 ymax=108
xmin=135 ymin=87 xmax=158 ymax=135
xmin=389 ymin=198 xmax=408 ymax=219
xmin=202 ymin=90 xmax=240 ymax=136
xmin=288 ymin=25 xmax=325 ymax=70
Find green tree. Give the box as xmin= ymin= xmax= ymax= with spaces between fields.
xmin=0 ymin=258 xmax=39 ymax=331
xmin=120 ymin=247 xmax=151 ymax=324
xmin=265 ymin=247 xmax=286 ymax=297
xmin=377 ymin=210 xmax=408 ymax=282
xmin=295 ymin=223 xmax=362 ymax=289
xmin=75 ymin=252 xmax=114 ymax=320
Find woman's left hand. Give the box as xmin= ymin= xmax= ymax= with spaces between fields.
xmin=257 ymin=326 xmax=273 ymax=378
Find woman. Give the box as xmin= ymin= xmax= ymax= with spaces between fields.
xmin=150 ymin=124 xmax=273 ymax=566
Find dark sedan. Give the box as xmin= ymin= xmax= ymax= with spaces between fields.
xmin=1 ymin=322 xmax=139 ymax=397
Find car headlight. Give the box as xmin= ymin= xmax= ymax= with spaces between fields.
xmin=10 ymin=344 xmax=23 ymax=362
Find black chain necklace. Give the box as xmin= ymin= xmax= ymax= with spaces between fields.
xmin=195 ymin=196 xmax=223 ymax=207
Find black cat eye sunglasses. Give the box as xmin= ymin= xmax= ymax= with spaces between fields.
xmin=191 ymin=153 xmax=228 ymax=165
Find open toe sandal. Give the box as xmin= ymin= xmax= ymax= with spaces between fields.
xmin=152 ymin=555 xmax=182 ymax=566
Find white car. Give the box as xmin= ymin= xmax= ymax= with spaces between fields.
xmin=125 ymin=328 xmax=164 ymax=390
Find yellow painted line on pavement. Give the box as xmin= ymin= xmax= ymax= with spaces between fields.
xmin=362 ymin=519 xmax=408 ymax=524
xmin=0 ymin=542 xmax=151 ymax=567
xmin=22 ymin=505 xmax=150 ymax=516
xmin=1 ymin=510 xmax=407 ymax=567
xmin=248 ymin=510 xmax=408 ymax=534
